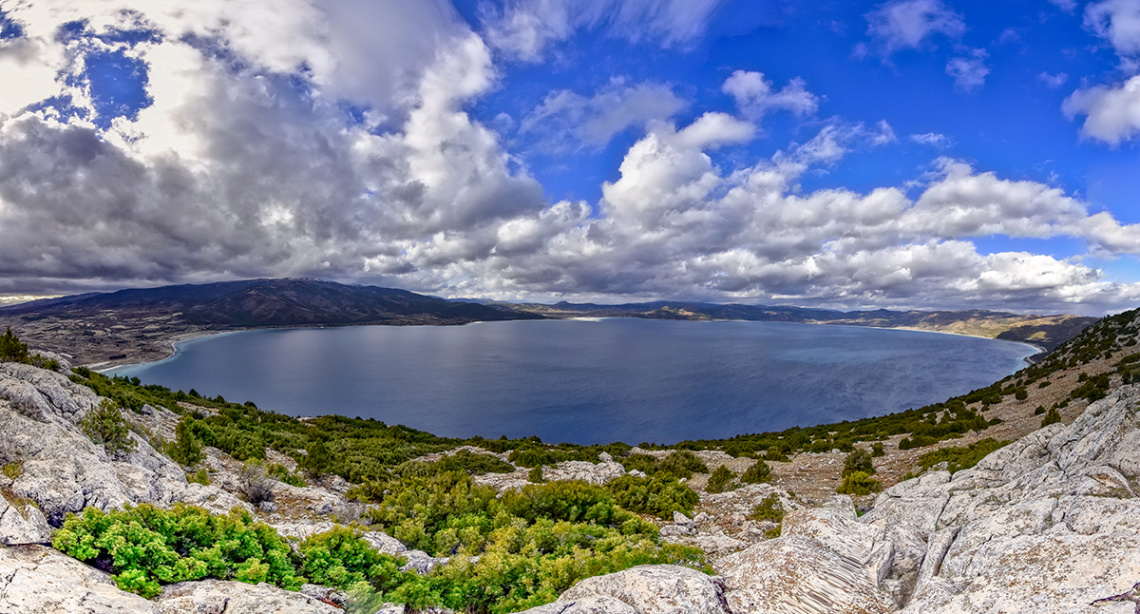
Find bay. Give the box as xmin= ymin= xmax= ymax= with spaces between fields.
xmin=112 ymin=319 xmax=1038 ymax=445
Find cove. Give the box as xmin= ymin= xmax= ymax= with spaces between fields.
xmin=112 ymin=319 xmax=1038 ymax=445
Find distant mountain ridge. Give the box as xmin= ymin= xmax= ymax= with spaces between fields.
xmin=1 ymin=278 xmax=535 ymax=327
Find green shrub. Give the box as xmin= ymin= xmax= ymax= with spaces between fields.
xmin=1014 ymin=388 xmax=1029 ymax=401
xmin=80 ymin=400 xmax=137 ymax=457
xmin=1041 ymin=407 xmax=1062 ymax=427
xmin=739 ymin=460 xmax=771 ymax=484
xmin=836 ymin=471 xmax=881 ymax=496
xmin=167 ymin=417 xmax=204 ymax=466
xmin=705 ymin=465 xmax=735 ymax=493
xmin=916 ymin=438 xmax=1010 ymax=474
xmin=52 ymin=504 xmax=301 ymax=598
xmin=606 ymin=475 xmax=698 ymax=518
xmin=842 ymin=449 xmax=874 ymax=478
xmin=267 ymin=463 xmax=306 ymax=487
xmin=299 ymin=439 xmax=333 ymax=476
xmin=749 ymin=494 xmax=784 ymax=523
xmin=528 ymin=466 xmax=545 ymax=483
xmin=870 ymin=443 xmax=885 ymax=457
xmin=656 ymin=451 xmax=707 ymax=479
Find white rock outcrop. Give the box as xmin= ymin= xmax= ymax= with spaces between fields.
xmin=515 ymin=565 xmax=731 ymax=614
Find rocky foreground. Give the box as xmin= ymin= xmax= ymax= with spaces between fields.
xmin=1 ymin=360 xmax=1139 ymax=613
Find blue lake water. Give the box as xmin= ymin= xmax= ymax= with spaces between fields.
xmin=112 ymin=319 xmax=1037 ymax=445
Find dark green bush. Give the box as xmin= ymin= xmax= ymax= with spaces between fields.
xmin=870 ymin=443 xmax=885 ymax=457
xmin=656 ymin=451 xmax=708 ymax=479
xmin=842 ymin=449 xmax=874 ymax=478
xmin=167 ymin=417 xmax=204 ymax=466
xmin=705 ymin=465 xmax=735 ymax=493
xmin=606 ymin=475 xmax=699 ymax=518
xmin=739 ymin=460 xmax=771 ymax=484
xmin=80 ymin=399 xmax=137 ymax=457
xmin=1041 ymin=407 xmax=1062 ymax=427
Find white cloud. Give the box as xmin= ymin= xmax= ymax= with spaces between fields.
xmin=1063 ymin=74 xmax=1140 ymax=145
xmin=482 ymin=0 xmax=726 ymax=62
xmin=865 ymin=0 xmax=966 ymax=55
xmin=1 ymin=0 xmax=1138 ymax=316
xmin=1049 ymin=0 xmax=1078 ymax=12
xmin=910 ymin=132 xmax=951 ymax=147
xmin=1085 ymin=0 xmax=1140 ymax=58
xmin=946 ymin=48 xmax=990 ymax=92
xmin=520 ymin=79 xmax=687 ymax=151
xmin=1038 ymin=71 xmax=1069 ymax=88
xmin=722 ymin=70 xmax=819 ymax=120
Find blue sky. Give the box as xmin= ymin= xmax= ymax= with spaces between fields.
xmin=0 ymin=0 xmax=1139 ymax=314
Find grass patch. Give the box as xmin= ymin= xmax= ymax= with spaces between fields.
xmin=916 ymin=438 xmax=1011 ymax=474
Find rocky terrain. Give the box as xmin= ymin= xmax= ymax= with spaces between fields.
xmin=0 ymin=309 xmax=1138 ymax=613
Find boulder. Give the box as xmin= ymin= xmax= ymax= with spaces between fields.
xmin=0 ymin=544 xmax=160 ymax=614
xmin=515 ymin=565 xmax=731 ymax=614
xmin=0 ymin=492 xmax=52 ymax=545
xmin=156 ymin=579 xmax=341 ymax=613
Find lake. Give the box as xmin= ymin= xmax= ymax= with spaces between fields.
xmin=112 ymin=319 xmax=1038 ymax=445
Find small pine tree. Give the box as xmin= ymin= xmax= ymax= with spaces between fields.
xmin=300 ymin=439 xmax=332 ymax=476
xmin=80 ymin=400 xmax=137 ymax=457
xmin=0 ymin=328 xmax=29 ymax=363
xmin=1041 ymin=406 xmax=1062 ymax=427
xmin=168 ymin=417 xmax=204 ymax=466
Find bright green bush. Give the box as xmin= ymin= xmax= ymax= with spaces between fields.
xmin=52 ymin=504 xmax=301 ymax=597
xmin=916 ymin=438 xmax=1010 ymax=474
xmin=80 ymin=400 xmax=137 ymax=456
xmin=836 ymin=471 xmax=881 ymax=496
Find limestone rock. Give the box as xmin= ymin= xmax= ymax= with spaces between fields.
xmin=0 ymin=544 xmax=160 ymax=614
xmin=544 ymin=460 xmax=627 ymax=485
xmin=719 ymin=535 xmax=895 ymax=614
xmin=156 ymin=579 xmax=341 ymax=613
xmin=516 ymin=565 xmax=731 ymax=614
xmin=0 ymin=492 xmax=52 ymax=545
xmin=859 ymin=386 xmax=1140 ymax=613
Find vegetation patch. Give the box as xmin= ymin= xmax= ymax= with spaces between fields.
xmin=80 ymin=399 xmax=137 ymax=457
xmin=916 ymin=438 xmax=1011 ymax=474
xmin=0 ymin=328 xmax=60 ymax=370
xmin=705 ymin=465 xmax=736 ymax=493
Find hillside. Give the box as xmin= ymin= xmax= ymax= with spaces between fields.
xmin=0 ymin=279 xmax=540 ymax=366
xmin=503 ymin=301 xmax=1096 ymax=353
xmin=0 ymin=307 xmax=1137 ymax=612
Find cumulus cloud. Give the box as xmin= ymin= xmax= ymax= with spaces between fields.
xmin=865 ymin=0 xmax=966 ymax=56
xmin=1085 ymin=0 xmax=1140 ymax=58
xmin=520 ymin=79 xmax=687 ymax=151
xmin=1063 ymin=75 xmax=1140 ymax=145
xmin=722 ymin=70 xmax=819 ymax=120
xmin=482 ymin=0 xmax=726 ymax=61
xmin=0 ymin=0 xmax=1138 ymax=315
xmin=946 ymin=48 xmax=990 ymax=92
xmin=1038 ymin=71 xmax=1069 ymax=88
xmin=910 ymin=132 xmax=951 ymax=147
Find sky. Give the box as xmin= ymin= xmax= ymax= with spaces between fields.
xmin=1 ymin=1 xmax=1140 ymax=315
